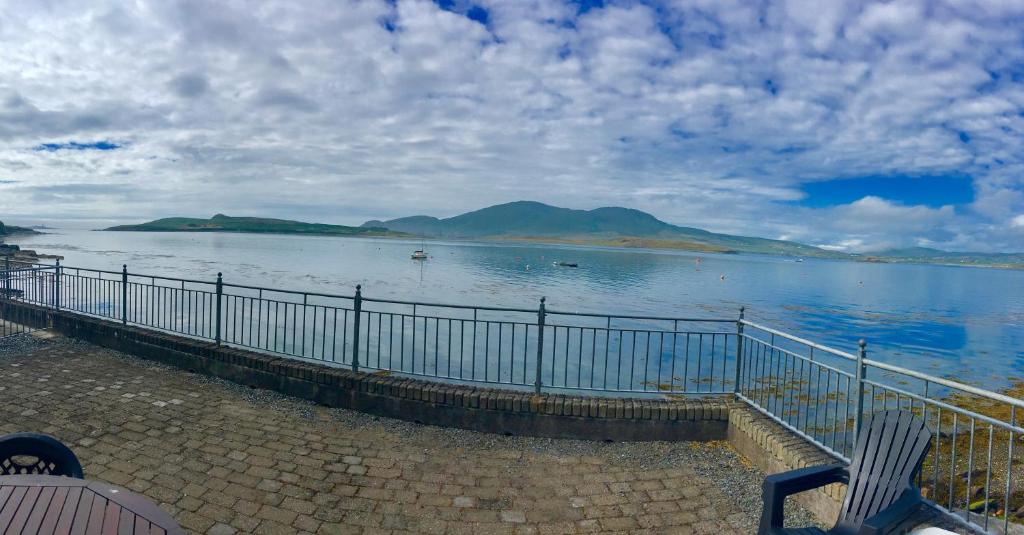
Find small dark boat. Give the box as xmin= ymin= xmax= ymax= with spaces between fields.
xmin=553 ymin=261 xmax=578 ymax=268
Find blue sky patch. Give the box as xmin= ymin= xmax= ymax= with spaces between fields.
xmin=34 ymin=140 xmax=122 ymax=152
xmin=572 ymin=0 xmax=605 ymax=15
xmin=799 ymin=174 xmax=975 ymax=208
xmin=466 ymin=5 xmax=489 ymax=25
xmin=432 ymin=0 xmax=489 ymax=27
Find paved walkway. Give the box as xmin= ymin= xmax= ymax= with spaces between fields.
xmin=1 ymin=335 xmax=749 ymax=534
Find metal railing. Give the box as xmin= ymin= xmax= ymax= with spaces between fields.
xmin=1 ymin=261 xmax=50 ymax=338
xmin=0 ymin=262 xmax=737 ymax=395
xmin=737 ymin=319 xmax=1023 ymax=534
xmin=0 ymin=296 xmax=45 ymax=339
xmin=1 ymin=260 xmax=1020 ymax=533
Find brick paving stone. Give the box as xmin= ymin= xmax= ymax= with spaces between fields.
xmin=1 ymin=338 xmax=748 ymax=534
xmin=207 ymin=523 xmax=235 ymax=535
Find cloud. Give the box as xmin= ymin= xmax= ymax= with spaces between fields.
xmin=811 ymin=197 xmax=958 ymax=252
xmin=0 ymin=0 xmax=1020 ymax=252
xmin=253 ymin=87 xmax=320 ymax=113
xmin=18 ymin=182 xmax=137 ymax=200
xmin=168 ymin=73 xmax=210 ymax=98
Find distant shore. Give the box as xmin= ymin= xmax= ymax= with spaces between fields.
xmin=487 ymin=235 xmax=735 ymax=254
xmin=857 ymin=255 xmax=1024 ymax=270
xmin=94 ymin=226 xmax=1024 ymax=270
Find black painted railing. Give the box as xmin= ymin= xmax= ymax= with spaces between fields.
xmin=0 ymin=262 xmax=738 ymax=395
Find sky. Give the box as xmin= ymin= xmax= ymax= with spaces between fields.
xmin=1 ymin=0 xmax=1023 ymax=253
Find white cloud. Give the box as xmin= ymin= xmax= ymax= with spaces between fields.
xmin=812 ymin=197 xmax=957 ymax=252
xmin=0 ymin=0 xmax=1020 ymax=252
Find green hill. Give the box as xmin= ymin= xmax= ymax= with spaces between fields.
xmin=99 ymin=207 xmax=1022 ymax=269
xmin=106 ymin=214 xmax=401 ymax=237
xmin=363 ymin=201 xmax=844 ymax=257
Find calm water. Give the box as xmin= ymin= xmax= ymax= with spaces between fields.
xmin=9 ymin=229 xmax=1024 ymax=387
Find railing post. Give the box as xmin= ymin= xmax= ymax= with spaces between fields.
xmin=734 ymin=306 xmax=745 ymax=393
xmin=351 ymin=285 xmax=362 ymax=373
xmin=534 ymin=297 xmax=546 ymax=394
xmin=53 ymin=259 xmax=61 ymax=310
xmin=3 ymin=255 xmax=9 ymax=299
xmin=215 ymin=272 xmax=223 ymax=345
xmin=121 ymin=264 xmax=128 ymax=324
xmin=854 ymin=339 xmax=867 ymax=439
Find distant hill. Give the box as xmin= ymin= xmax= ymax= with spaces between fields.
xmin=96 ymin=207 xmax=1022 ymax=269
xmin=363 ymin=201 xmax=843 ymax=257
xmin=106 ymin=214 xmax=401 ymax=237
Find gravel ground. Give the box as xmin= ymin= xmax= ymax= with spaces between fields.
xmin=0 ymin=330 xmax=50 ymax=354
xmin=7 ymin=333 xmax=825 ymax=533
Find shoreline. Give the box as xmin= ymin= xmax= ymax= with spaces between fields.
xmin=96 ymin=228 xmax=1024 ymax=271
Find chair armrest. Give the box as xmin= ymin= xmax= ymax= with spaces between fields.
xmin=859 ymin=488 xmax=924 ymax=535
xmin=766 ymin=463 xmax=849 ymax=495
xmin=758 ymin=464 xmax=849 ymax=535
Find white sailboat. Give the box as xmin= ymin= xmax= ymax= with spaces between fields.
xmin=411 ymin=238 xmax=428 ymax=260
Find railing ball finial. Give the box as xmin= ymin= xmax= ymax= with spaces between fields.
xmin=859 ymin=339 xmax=866 ymax=349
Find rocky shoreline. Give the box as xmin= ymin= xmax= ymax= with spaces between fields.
xmin=0 ymin=221 xmax=61 ymax=267
xmin=0 ymin=242 xmax=62 ymax=267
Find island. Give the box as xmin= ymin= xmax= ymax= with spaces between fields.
xmin=105 ymin=214 xmax=404 ymax=237
xmin=101 ymin=204 xmax=1024 ymax=269
xmin=363 ymin=202 xmax=1024 ymax=268
xmin=362 ymin=201 xmax=842 ymax=258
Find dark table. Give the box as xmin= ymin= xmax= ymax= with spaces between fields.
xmin=0 ymin=475 xmax=184 ymax=534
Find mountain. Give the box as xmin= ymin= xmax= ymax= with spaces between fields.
xmin=106 ymin=214 xmax=402 ymax=237
xmin=363 ymin=201 xmax=843 ymax=257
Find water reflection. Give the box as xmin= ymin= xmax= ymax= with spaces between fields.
xmin=9 ymin=229 xmax=1023 ymax=388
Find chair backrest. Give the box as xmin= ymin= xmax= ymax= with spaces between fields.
xmin=0 ymin=432 xmax=84 ymax=478
xmin=837 ymin=410 xmax=932 ymax=530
